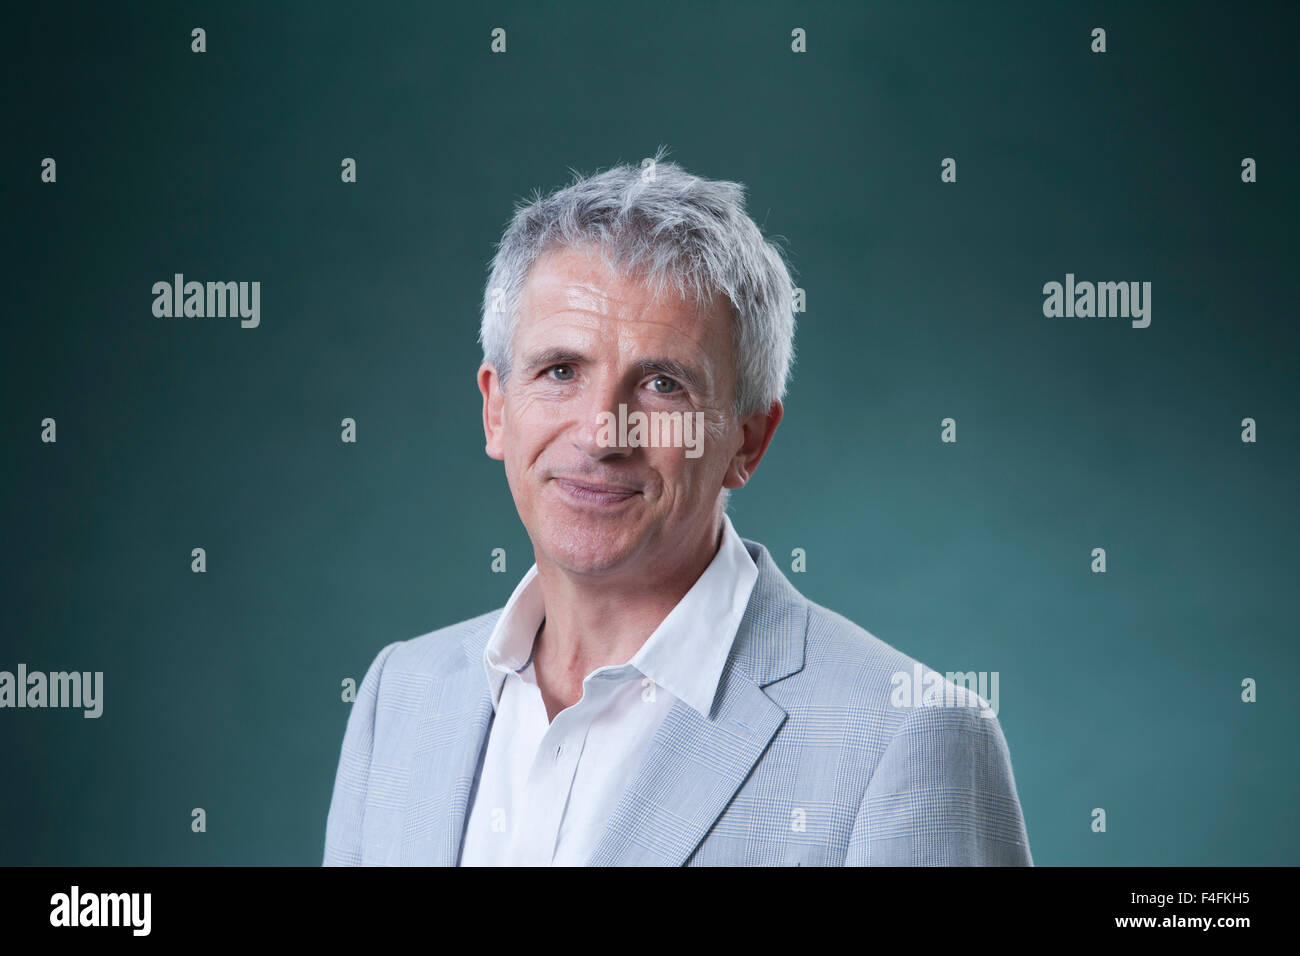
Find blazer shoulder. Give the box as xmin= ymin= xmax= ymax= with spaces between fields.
xmin=378 ymin=606 xmax=504 ymax=678
xmin=795 ymin=600 xmax=995 ymax=723
xmin=801 ymin=599 xmax=928 ymax=684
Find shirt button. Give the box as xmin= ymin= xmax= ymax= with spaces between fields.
xmin=555 ymin=744 xmax=564 ymax=759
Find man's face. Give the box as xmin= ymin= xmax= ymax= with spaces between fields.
xmin=478 ymin=243 xmax=775 ymax=580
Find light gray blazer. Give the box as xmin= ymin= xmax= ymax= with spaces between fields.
xmin=324 ymin=537 xmax=1033 ymax=865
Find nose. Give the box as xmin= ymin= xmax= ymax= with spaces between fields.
xmin=572 ymin=370 xmax=634 ymax=460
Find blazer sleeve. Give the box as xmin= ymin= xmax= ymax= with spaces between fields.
xmin=844 ymin=701 xmax=1033 ymax=865
xmin=322 ymin=641 xmax=401 ymax=866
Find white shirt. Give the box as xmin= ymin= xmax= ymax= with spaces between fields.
xmin=459 ymin=512 xmax=758 ymax=866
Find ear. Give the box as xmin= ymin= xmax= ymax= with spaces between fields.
xmin=722 ymin=400 xmax=783 ymax=489
xmin=478 ymin=362 xmax=506 ymax=461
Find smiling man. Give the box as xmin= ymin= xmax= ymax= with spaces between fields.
xmin=323 ymin=152 xmax=1032 ymax=867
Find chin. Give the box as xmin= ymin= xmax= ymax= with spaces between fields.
xmin=533 ymin=515 xmax=643 ymax=576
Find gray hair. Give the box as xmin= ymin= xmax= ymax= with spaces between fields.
xmin=478 ymin=147 xmax=797 ymax=419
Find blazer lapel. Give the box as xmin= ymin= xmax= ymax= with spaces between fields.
xmin=587 ymin=539 xmax=808 ymax=866
xmin=399 ymin=613 xmax=498 ymax=865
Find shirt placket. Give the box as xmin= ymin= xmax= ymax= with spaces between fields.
xmin=533 ymin=705 xmax=595 ymax=864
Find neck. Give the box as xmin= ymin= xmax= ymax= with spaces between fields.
xmin=530 ymin=513 xmax=725 ymax=707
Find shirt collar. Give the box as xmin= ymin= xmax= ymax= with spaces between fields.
xmin=481 ymin=562 xmax=546 ymax=709
xmin=480 ymin=512 xmax=759 ymax=718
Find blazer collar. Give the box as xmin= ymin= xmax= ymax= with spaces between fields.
xmin=428 ymin=535 xmax=808 ymax=865
xmin=458 ymin=537 xmax=806 ymax=689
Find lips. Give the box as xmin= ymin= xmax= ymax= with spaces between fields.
xmin=552 ymin=477 xmax=641 ymax=505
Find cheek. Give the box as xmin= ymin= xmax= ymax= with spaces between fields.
xmin=498 ymin=405 xmax=528 ymax=486
xmin=694 ymin=418 xmax=736 ymax=479
xmin=653 ymin=415 xmax=733 ymax=479
xmin=502 ymin=395 xmax=540 ymax=456
xmin=651 ymin=449 xmax=722 ymax=502
xmin=502 ymin=395 xmax=560 ymax=484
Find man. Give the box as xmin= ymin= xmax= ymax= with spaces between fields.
xmin=323 ymin=152 xmax=1032 ymax=866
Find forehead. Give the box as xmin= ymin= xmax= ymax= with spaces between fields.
xmin=515 ymin=243 xmax=732 ymax=354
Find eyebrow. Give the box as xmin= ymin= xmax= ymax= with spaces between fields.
xmin=519 ymin=348 xmax=707 ymax=394
xmin=521 ymin=348 xmax=586 ymax=375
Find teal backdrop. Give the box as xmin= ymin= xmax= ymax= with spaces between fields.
xmin=2 ymin=0 xmax=1296 ymax=865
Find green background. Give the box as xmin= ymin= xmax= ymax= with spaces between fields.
xmin=2 ymin=0 xmax=1296 ymax=865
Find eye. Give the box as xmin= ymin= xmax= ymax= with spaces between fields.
xmin=546 ymin=364 xmax=576 ymax=381
xmin=648 ymin=374 xmax=680 ymax=394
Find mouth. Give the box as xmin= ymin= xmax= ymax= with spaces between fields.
xmin=552 ymin=477 xmax=641 ymax=507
